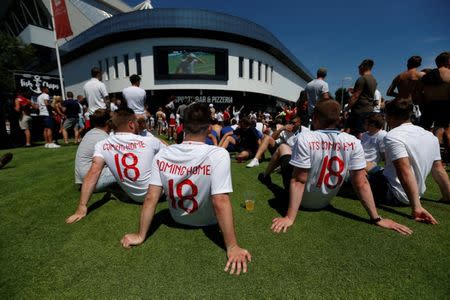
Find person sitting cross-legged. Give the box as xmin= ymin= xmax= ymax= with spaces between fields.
xmin=271 ymin=100 xmax=412 ymax=235
xmin=121 ymin=103 xmax=252 ymax=276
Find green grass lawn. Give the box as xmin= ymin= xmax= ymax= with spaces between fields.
xmin=1 ymin=144 xmax=449 ymax=299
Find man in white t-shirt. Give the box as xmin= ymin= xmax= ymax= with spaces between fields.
xmin=271 ymin=100 xmax=412 ymax=235
xmin=304 ymin=67 xmax=330 ymax=118
xmin=66 ymin=108 xmax=164 ymax=224
xmin=121 ymin=103 xmax=252 ymax=275
xmin=369 ymin=99 xmax=450 ymax=224
xmin=360 ymin=113 xmax=387 ymax=172
xmin=37 ymin=87 xmax=60 ymax=148
xmin=123 ymin=74 xmax=146 ymax=116
xmin=84 ymin=67 xmax=109 ymax=114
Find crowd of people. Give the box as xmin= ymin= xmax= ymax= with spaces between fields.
xmin=3 ymin=51 xmax=450 ymax=275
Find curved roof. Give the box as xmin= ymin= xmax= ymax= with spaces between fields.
xmin=60 ymin=8 xmax=313 ymax=81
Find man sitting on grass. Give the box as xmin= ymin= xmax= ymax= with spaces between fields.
xmin=219 ymin=117 xmax=261 ymax=162
xmin=121 ymin=103 xmax=252 ymax=276
xmin=271 ymin=100 xmax=412 ymax=235
xmin=360 ymin=113 xmax=387 ymax=173
xmin=74 ymin=109 xmax=116 ymax=193
xmin=66 ymin=108 xmax=165 ymax=224
xmin=369 ymin=98 xmax=450 ymax=224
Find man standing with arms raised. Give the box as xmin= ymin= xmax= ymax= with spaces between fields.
xmin=271 ymin=100 xmax=412 ymax=235
xmin=84 ymin=67 xmax=109 ymax=114
xmin=121 ymin=103 xmax=252 ymax=275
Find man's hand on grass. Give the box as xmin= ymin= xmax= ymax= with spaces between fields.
xmin=224 ymin=245 xmax=251 ymax=275
xmin=271 ymin=216 xmax=294 ymax=233
xmin=376 ymin=218 xmax=413 ymax=235
xmin=413 ymin=207 xmax=438 ymax=224
xmin=121 ymin=233 xmax=145 ymax=249
xmin=65 ymin=206 xmax=87 ymax=224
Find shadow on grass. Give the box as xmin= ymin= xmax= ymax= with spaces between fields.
xmin=264 ymin=181 xmax=375 ymax=224
xmin=265 ymin=182 xmax=289 ymax=216
xmin=145 ymin=209 xmax=226 ymax=250
xmin=87 ymin=192 xmax=112 ymax=215
xmin=376 ymin=205 xmax=411 ymax=219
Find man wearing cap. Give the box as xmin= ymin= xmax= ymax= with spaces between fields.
xmin=304 ymin=68 xmax=330 ymax=124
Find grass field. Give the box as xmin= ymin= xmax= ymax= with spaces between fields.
xmin=1 ymin=143 xmax=449 ymax=299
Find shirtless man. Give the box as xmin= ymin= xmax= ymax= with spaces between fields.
xmin=387 ymin=56 xmax=425 ymax=102
xmin=421 ymin=52 xmax=450 ymax=160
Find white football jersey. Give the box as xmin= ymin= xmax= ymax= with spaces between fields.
xmin=93 ymin=132 xmax=164 ymax=202
xmin=149 ymin=142 xmax=233 ymax=226
xmin=361 ymin=129 xmax=387 ymax=164
xmin=383 ymin=123 xmax=440 ymax=204
xmin=290 ymin=130 xmax=366 ymax=209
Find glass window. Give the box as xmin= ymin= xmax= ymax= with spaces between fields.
xmin=258 ymin=61 xmax=262 ymax=81
xmin=124 ymin=54 xmax=129 ymax=77
xmin=265 ymin=64 xmax=268 ymax=82
xmin=105 ymin=58 xmax=109 ymax=80
xmin=135 ymin=52 xmax=142 ymax=75
xmin=271 ymin=66 xmax=274 ymax=84
xmin=238 ymin=57 xmax=244 ymax=78
xmin=113 ymin=56 xmax=118 ymax=79
xmin=249 ymin=59 xmax=254 ymax=79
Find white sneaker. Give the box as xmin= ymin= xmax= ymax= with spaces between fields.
xmin=44 ymin=143 xmax=49 ymax=148
xmin=47 ymin=143 xmax=61 ymax=148
xmin=246 ymin=158 xmax=259 ymax=168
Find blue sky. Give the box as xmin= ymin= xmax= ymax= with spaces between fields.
xmin=124 ymin=0 xmax=450 ymax=99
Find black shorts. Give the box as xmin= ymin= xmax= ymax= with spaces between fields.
xmin=42 ymin=116 xmax=54 ymax=129
xmin=422 ymin=101 xmax=450 ymax=128
xmin=367 ymin=170 xmax=407 ymax=206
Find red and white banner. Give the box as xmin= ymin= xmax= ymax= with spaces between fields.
xmin=51 ymin=0 xmax=73 ymax=39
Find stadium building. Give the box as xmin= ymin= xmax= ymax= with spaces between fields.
xmin=55 ymin=4 xmax=313 ymax=111
xmin=2 ymin=0 xmax=313 ymax=111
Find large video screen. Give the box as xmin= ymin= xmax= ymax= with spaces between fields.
xmin=168 ymin=50 xmax=215 ymax=75
xmin=154 ymin=46 xmax=228 ymax=80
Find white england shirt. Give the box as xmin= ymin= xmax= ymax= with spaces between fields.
xmin=37 ymin=92 xmax=50 ymax=116
xmin=122 ymin=86 xmax=146 ymax=115
xmin=149 ymin=142 xmax=233 ymax=226
xmin=361 ymin=129 xmax=387 ymax=164
xmin=290 ymin=130 xmax=366 ymax=209
xmin=93 ymin=132 xmax=164 ymax=202
xmin=383 ymin=123 xmax=440 ymax=204
xmin=83 ymin=78 xmax=108 ymax=114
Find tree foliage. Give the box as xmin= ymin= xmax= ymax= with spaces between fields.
xmin=0 ymin=32 xmax=36 ymax=93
